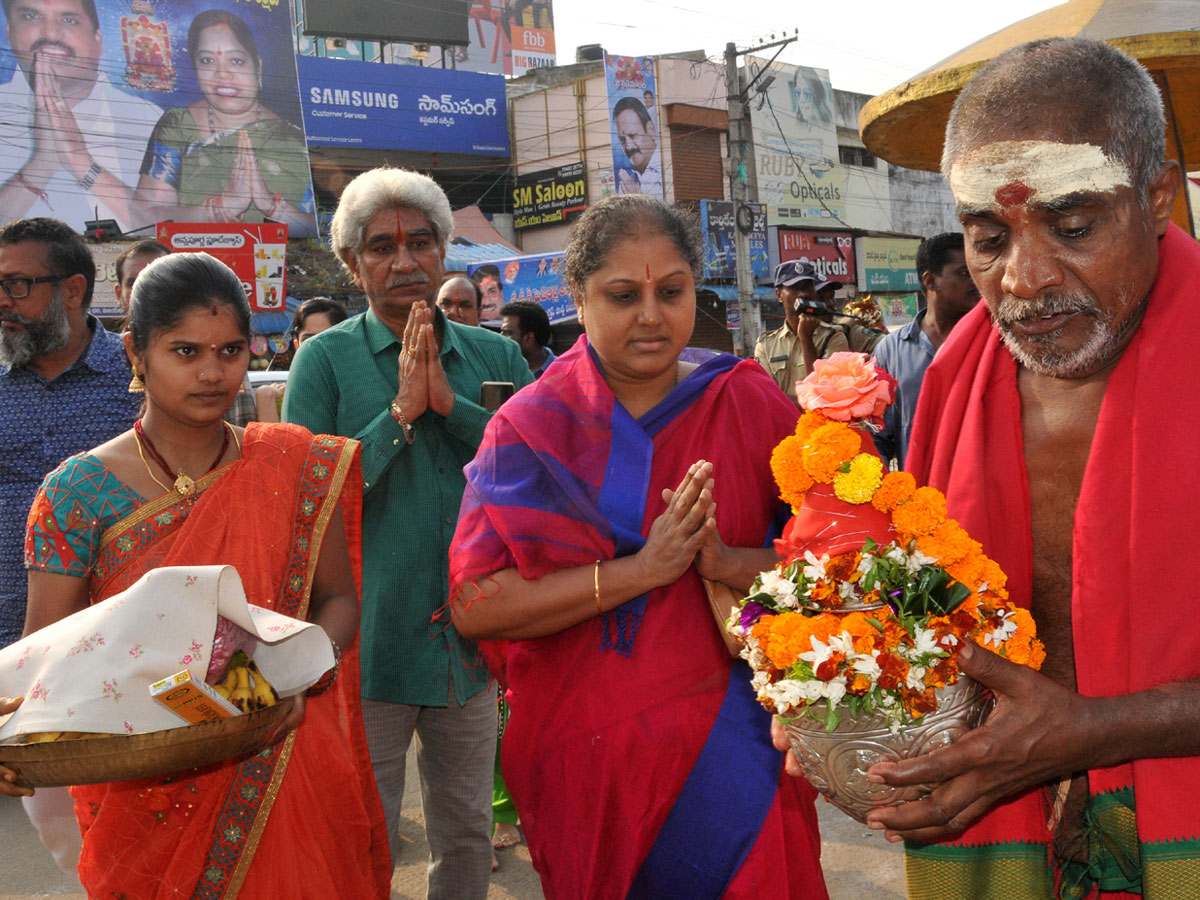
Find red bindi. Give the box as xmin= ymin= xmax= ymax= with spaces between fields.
xmin=995 ymin=181 xmax=1034 ymax=207
xmin=645 ymin=264 xmax=651 ymax=282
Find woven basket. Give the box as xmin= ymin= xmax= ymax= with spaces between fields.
xmin=0 ymin=699 xmax=293 ymax=789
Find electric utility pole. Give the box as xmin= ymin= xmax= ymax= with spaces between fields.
xmin=724 ymin=35 xmax=795 ymax=354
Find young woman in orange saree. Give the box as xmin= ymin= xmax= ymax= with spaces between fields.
xmin=16 ymin=253 xmax=390 ymax=899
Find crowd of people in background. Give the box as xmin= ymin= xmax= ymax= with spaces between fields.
xmin=2 ymin=32 xmax=1200 ymax=900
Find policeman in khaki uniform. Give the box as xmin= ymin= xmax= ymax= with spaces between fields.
xmin=755 ymin=260 xmax=880 ymax=403
xmin=816 ymin=276 xmax=885 ymax=356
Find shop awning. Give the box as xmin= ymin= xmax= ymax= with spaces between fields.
xmin=250 ymin=296 xmax=302 ymax=334
xmin=702 ymin=284 xmax=777 ymax=303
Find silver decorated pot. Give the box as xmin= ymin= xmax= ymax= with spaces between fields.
xmin=780 ymin=675 xmax=992 ymax=823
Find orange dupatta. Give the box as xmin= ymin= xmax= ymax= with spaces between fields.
xmin=74 ymin=423 xmax=390 ymax=900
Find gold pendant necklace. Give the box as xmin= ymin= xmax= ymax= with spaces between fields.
xmin=133 ymin=420 xmax=238 ymax=498
xmin=173 ymin=471 xmax=197 ymax=498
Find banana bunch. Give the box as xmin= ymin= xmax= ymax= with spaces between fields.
xmin=24 ymin=731 xmax=108 ymax=743
xmin=213 ymin=651 xmax=279 ymax=712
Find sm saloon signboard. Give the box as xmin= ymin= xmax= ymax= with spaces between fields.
xmin=512 ymin=163 xmax=588 ymax=230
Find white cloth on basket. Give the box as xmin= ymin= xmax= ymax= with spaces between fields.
xmin=0 ymin=565 xmax=332 ymax=740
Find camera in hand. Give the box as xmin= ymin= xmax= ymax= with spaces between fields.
xmin=795 ymin=299 xmax=837 ymax=317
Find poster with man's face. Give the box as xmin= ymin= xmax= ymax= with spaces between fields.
xmin=0 ymin=0 xmax=315 ymax=236
xmin=604 ymin=54 xmax=662 ymax=198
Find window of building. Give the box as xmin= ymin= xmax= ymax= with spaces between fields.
xmin=838 ymin=145 xmax=877 ymax=169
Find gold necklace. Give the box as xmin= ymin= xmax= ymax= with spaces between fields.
xmin=133 ymin=421 xmax=240 ymax=498
xmin=133 ymin=430 xmax=173 ymax=496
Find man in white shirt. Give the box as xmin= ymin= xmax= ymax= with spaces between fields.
xmin=613 ymin=96 xmax=663 ymax=197
xmin=0 ymin=0 xmax=161 ymax=233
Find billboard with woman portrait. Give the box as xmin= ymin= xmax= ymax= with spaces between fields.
xmin=0 ymin=0 xmax=316 ymax=237
xmin=746 ymin=57 xmax=840 ymax=227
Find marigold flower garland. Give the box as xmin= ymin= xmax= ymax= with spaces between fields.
xmin=731 ymin=353 xmax=1045 ymax=732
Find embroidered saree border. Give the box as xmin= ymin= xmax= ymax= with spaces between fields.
xmin=906 ymin=785 xmax=1200 ymax=900
xmin=281 ymin=436 xmax=357 ymax=620
xmin=95 ymin=465 xmax=233 ymax=593
xmin=1142 ymin=838 xmax=1200 ymax=900
xmin=192 ymin=436 xmax=354 ymax=898
xmin=220 ymin=731 xmax=297 ymax=898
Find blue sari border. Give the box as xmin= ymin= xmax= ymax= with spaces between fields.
xmin=591 ymin=349 xmax=741 ymax=656
xmin=627 ymin=660 xmax=781 ymax=899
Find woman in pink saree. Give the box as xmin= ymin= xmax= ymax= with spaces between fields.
xmin=450 ymin=196 xmax=829 ymax=900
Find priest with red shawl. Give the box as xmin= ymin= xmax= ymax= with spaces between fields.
xmin=772 ymin=37 xmax=1200 ymax=900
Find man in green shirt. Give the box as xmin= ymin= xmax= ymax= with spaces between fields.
xmin=283 ymin=167 xmax=532 ymax=899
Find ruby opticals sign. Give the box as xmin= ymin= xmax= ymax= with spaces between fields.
xmin=512 ymin=163 xmax=587 ymax=230
xmin=777 ymin=229 xmax=857 ymax=284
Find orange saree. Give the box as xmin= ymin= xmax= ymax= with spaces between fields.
xmin=26 ymin=423 xmax=391 ymax=899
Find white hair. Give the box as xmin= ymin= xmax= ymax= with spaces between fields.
xmin=330 ymin=167 xmax=455 ymax=270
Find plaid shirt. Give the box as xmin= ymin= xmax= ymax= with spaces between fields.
xmin=4 ymin=318 xmax=140 ymax=646
xmin=283 ymin=307 xmax=532 ymax=706
xmin=222 ymin=376 xmax=257 ymax=428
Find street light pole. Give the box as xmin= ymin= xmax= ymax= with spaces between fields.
xmin=724 ymin=36 xmax=795 ymax=355
xmin=724 ymin=42 xmax=755 ymax=355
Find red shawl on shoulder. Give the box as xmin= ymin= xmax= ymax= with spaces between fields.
xmin=905 ymin=225 xmax=1200 ymax=898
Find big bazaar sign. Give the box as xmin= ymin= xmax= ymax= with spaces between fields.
xmin=777 ymin=229 xmax=856 ymax=284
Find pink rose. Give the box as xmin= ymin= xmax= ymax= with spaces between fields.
xmin=795 ymin=352 xmax=895 ymax=422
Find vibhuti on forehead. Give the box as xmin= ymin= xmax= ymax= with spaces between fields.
xmin=948 ymin=141 xmax=1131 ymax=212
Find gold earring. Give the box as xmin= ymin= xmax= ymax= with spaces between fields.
xmin=128 ymin=369 xmax=145 ymax=393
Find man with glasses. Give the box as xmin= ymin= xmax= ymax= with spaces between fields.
xmin=0 ymin=216 xmax=139 ymax=647
xmin=0 ymin=216 xmax=138 ymax=885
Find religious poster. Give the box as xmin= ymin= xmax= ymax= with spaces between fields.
xmin=0 ymin=0 xmax=316 ymax=236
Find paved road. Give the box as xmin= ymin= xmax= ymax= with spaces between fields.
xmin=0 ymin=750 xmax=904 ymax=899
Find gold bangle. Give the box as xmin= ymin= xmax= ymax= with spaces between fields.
xmin=594 ymin=560 xmax=602 ymax=614
xmin=389 ymin=400 xmax=416 ymax=444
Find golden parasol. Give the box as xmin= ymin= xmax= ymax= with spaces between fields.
xmin=858 ymin=0 xmax=1200 ymax=229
